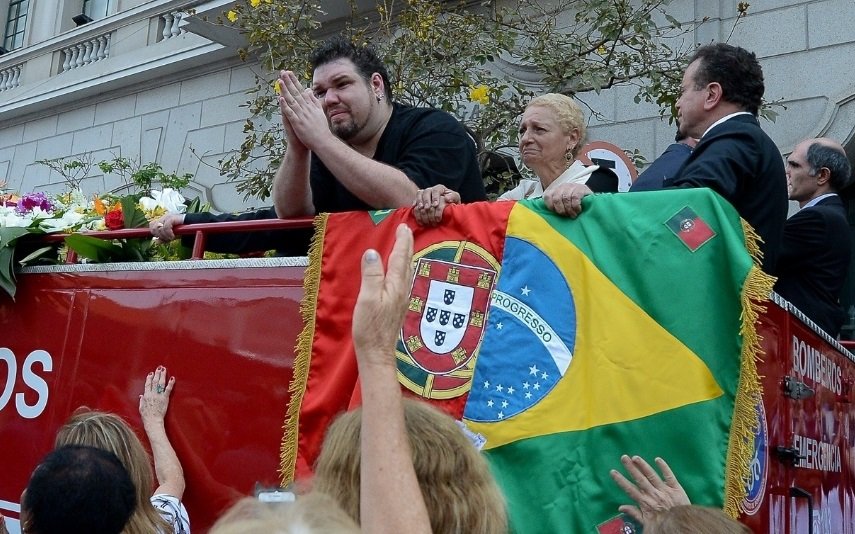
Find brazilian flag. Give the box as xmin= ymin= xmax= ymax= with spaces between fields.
xmin=463 ymin=189 xmax=771 ymax=532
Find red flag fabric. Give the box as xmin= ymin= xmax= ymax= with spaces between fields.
xmin=281 ymin=201 xmax=513 ymax=482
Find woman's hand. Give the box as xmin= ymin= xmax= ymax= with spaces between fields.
xmin=139 ymin=365 xmax=175 ymax=424
xmin=412 ymin=185 xmax=461 ymax=226
xmin=543 ymin=182 xmax=593 ymax=218
xmin=610 ymin=455 xmax=690 ymax=527
xmin=139 ymin=366 xmax=185 ymax=499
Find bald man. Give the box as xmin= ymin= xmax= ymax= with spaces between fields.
xmin=776 ymin=137 xmax=852 ymax=337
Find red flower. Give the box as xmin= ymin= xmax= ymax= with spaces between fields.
xmin=105 ymin=208 xmax=124 ymax=230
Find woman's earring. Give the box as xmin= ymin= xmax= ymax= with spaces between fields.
xmin=564 ymin=148 xmax=574 ymax=167
xmin=376 ymin=93 xmax=384 ymax=102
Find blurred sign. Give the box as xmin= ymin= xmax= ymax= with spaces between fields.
xmin=579 ymin=141 xmax=638 ymax=192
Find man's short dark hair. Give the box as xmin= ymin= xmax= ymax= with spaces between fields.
xmin=24 ymin=445 xmax=136 ymax=534
xmin=689 ymin=43 xmax=764 ymax=116
xmin=310 ymin=36 xmax=393 ymax=101
xmin=807 ymin=142 xmax=852 ymax=192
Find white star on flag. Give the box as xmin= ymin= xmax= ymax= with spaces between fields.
xmin=521 ymin=285 xmax=531 ymax=296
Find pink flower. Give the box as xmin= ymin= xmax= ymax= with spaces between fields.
xmin=15 ymin=192 xmax=54 ymax=214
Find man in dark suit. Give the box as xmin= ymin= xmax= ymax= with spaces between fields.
xmin=545 ymin=43 xmax=788 ymax=272
xmin=775 ymin=138 xmax=852 ymax=337
xmin=661 ymin=43 xmax=787 ymax=271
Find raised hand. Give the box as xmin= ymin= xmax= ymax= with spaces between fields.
xmin=352 ymin=224 xmax=414 ymax=370
xmin=277 ymin=70 xmax=330 ymax=151
xmin=610 ymin=455 xmax=691 ymax=526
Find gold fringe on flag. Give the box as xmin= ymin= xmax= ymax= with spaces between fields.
xmin=723 ymin=218 xmax=776 ymax=517
xmin=279 ymin=213 xmax=328 ymax=485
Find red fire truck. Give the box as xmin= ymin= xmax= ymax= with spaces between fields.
xmin=0 ymin=220 xmax=853 ymax=533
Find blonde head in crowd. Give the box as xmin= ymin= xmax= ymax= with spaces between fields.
xmin=209 ymin=493 xmax=358 ymax=534
xmin=314 ymin=398 xmax=508 ymax=534
xmin=54 ymin=409 xmax=172 ymax=534
xmin=647 ymin=505 xmax=752 ymax=534
xmin=526 ymin=93 xmax=587 ymax=158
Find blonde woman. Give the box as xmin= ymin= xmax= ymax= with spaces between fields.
xmin=414 ymin=93 xmax=617 ymax=225
xmin=209 ymin=493 xmax=358 ymax=534
xmin=54 ymin=366 xmax=189 ymax=533
xmin=314 ymin=398 xmax=508 ymax=534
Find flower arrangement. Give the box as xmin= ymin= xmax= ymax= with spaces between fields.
xmin=0 ymin=155 xmax=204 ymax=299
xmin=0 ymin=185 xmax=193 ymax=298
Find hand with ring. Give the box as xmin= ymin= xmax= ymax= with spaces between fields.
xmin=543 ymin=182 xmax=593 ymax=218
xmin=139 ymin=365 xmax=175 ymax=426
xmin=412 ymin=184 xmax=461 ymax=227
xmin=149 ymin=214 xmax=185 ymax=242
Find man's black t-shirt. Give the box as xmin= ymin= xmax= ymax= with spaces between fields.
xmin=310 ymin=102 xmax=486 ymax=213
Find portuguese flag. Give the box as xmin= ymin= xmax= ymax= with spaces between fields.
xmin=281 ymin=189 xmax=772 ymax=531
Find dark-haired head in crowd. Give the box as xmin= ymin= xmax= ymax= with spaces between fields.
xmin=544 ymin=43 xmax=787 ymax=272
xmin=21 ymin=445 xmax=136 ymax=534
xmin=776 ymin=137 xmax=853 ymax=336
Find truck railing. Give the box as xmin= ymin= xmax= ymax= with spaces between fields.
xmin=38 ymin=217 xmax=315 ymax=262
xmin=771 ymin=292 xmax=855 ymax=361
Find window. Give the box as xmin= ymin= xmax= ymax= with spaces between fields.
xmin=83 ymin=0 xmax=111 ymax=20
xmin=3 ymin=0 xmax=27 ymax=51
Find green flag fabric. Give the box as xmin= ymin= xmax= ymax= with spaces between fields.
xmin=461 ymin=189 xmax=772 ymax=532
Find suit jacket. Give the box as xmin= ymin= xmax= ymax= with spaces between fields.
xmin=774 ymin=195 xmax=851 ymax=337
xmin=630 ymin=142 xmax=692 ymax=192
xmin=182 ymin=208 xmax=312 ymax=256
xmin=664 ymin=114 xmax=788 ymax=272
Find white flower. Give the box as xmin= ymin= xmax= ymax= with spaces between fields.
xmin=139 ymin=188 xmax=186 ymax=214
xmin=40 ymin=210 xmax=85 ymax=232
xmin=0 ymin=208 xmax=32 ymax=228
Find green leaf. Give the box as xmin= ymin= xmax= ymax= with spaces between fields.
xmin=664 ymin=14 xmax=681 ymax=28
xmin=0 ymin=227 xmax=31 ymax=248
xmin=120 ymin=196 xmax=149 ymax=229
xmin=65 ymin=234 xmax=125 ymax=262
xmin=18 ymin=246 xmax=56 ymax=265
xmin=0 ymin=245 xmax=17 ymax=300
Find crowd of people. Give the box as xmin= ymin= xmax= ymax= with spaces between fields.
xmin=12 ymin=32 xmax=844 ymax=533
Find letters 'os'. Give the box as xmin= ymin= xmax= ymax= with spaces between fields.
xmin=0 ymin=348 xmax=52 ymax=419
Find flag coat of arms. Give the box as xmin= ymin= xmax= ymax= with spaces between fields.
xmin=280 ymin=189 xmax=772 ymax=532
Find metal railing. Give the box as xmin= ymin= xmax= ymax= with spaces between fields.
xmin=38 ymin=217 xmax=314 ymax=262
